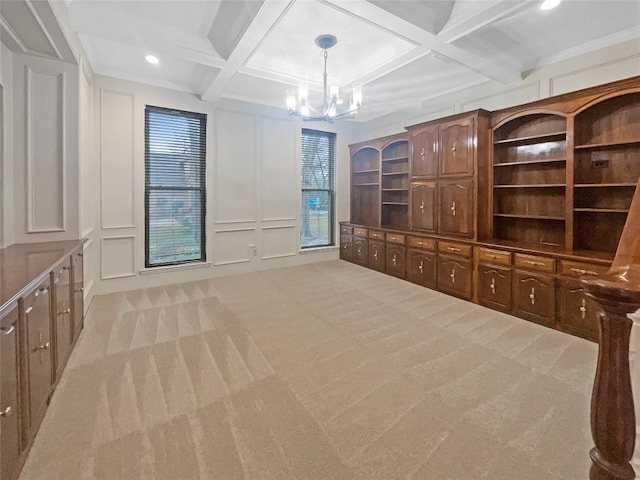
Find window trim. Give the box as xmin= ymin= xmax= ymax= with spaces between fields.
xmin=144 ymin=105 xmax=207 ymax=268
xmin=301 ymin=128 xmax=336 ymax=249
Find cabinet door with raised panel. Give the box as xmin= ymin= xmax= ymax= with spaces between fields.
xmin=53 ymin=259 xmax=72 ymax=379
xmin=407 ymin=249 xmax=436 ymax=288
xmin=411 ymin=125 xmax=438 ymax=178
xmin=353 ymin=237 xmax=369 ymax=266
xmin=478 ymin=264 xmax=512 ymax=312
xmin=368 ymin=240 xmax=386 ymax=272
xmin=557 ymin=278 xmax=599 ymax=341
xmin=410 ymin=182 xmax=437 ymax=232
xmin=386 ymin=244 xmax=406 ymax=278
xmin=514 ymin=271 xmax=555 ymax=327
xmin=1 ymin=305 xmax=21 ymax=480
xmin=439 ymin=118 xmax=473 ymax=177
xmin=340 ymin=235 xmax=353 ymax=262
xmin=25 ymin=279 xmax=53 ymax=436
xmin=439 ymin=179 xmax=474 ymax=237
xmin=437 ymin=255 xmax=473 ymax=300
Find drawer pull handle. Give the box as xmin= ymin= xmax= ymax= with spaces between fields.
xmin=447 ymin=247 xmax=461 ymax=253
xmin=490 ymin=278 xmax=496 ymax=295
xmin=570 ymin=268 xmax=598 ymax=276
xmin=525 ymin=260 xmax=545 ymax=267
xmin=580 ymin=299 xmax=587 ymax=319
xmin=58 ymin=308 xmax=71 ymax=316
xmin=451 ymin=201 xmax=456 ymax=216
xmin=0 ymin=406 xmax=13 ymax=418
xmin=0 ymin=325 xmax=15 ymax=336
xmin=529 ymin=287 xmax=536 ymax=306
xmin=420 ymin=147 xmax=425 ymax=160
xmin=488 ymin=254 xmax=497 ymax=259
xmin=419 ymin=261 xmax=424 ymax=274
xmin=420 ymin=201 xmax=425 ymax=214
xmin=392 ymin=254 xmax=397 ymax=266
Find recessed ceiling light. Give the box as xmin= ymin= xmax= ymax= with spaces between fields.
xmin=145 ymin=55 xmax=159 ymax=64
xmin=540 ymin=0 xmax=562 ymax=10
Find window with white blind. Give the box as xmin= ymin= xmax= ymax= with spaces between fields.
xmin=301 ymin=129 xmax=336 ymax=248
xmin=144 ymin=106 xmax=206 ymax=267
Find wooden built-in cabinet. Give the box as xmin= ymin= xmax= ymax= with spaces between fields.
xmin=343 ymin=76 xmax=640 ymax=343
xmin=0 ymin=240 xmax=85 ymax=480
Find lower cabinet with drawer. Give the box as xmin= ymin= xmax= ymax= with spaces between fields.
xmin=406 ymin=236 xmax=436 ymax=288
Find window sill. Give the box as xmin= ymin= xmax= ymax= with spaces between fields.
xmin=139 ymin=262 xmax=212 ymax=275
xmin=299 ymin=245 xmax=339 ymax=255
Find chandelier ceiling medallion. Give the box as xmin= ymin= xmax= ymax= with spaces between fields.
xmin=286 ymin=34 xmax=362 ymax=123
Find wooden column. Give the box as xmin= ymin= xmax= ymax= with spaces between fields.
xmin=583 ymin=273 xmax=640 ymax=480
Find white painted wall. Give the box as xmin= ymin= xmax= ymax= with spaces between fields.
xmin=90 ymin=75 xmax=359 ymax=295
xmin=1 ymin=42 xmax=14 ymax=248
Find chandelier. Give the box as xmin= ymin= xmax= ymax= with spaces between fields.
xmin=286 ymin=35 xmax=362 ymax=123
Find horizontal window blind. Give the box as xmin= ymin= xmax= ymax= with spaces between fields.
xmin=301 ymin=129 xmax=336 ymax=248
xmin=145 ymin=106 xmax=206 ymax=267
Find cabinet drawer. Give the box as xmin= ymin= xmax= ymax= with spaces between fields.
xmin=559 ymin=260 xmax=609 ymax=278
xmin=477 ymin=247 xmax=511 ymax=266
xmin=369 ymin=230 xmax=385 ymax=240
xmin=478 ymin=264 xmax=512 ymax=312
xmin=340 ymin=225 xmax=353 ymax=235
xmin=354 ymin=227 xmax=368 ymax=237
xmin=514 ymin=253 xmax=555 ymax=273
xmin=386 ymin=244 xmax=406 ymax=278
xmin=408 ymin=236 xmax=435 ymax=251
xmin=437 ymin=255 xmax=473 ymax=300
xmin=514 ymin=271 xmax=555 ymax=326
xmin=438 ymin=241 xmax=472 ymax=258
xmin=386 ymin=233 xmax=406 ymax=244
xmin=368 ymin=241 xmax=386 ymax=272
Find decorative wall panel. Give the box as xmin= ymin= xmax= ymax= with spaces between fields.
xmin=100 ymin=90 xmax=134 ymax=229
xmin=213 ymin=228 xmax=255 ymax=265
xmin=26 ymin=67 xmax=64 ymax=232
xmin=214 ymin=110 xmax=256 ymax=223
xmin=261 ymin=225 xmax=297 ymax=259
xmin=550 ymin=55 xmax=640 ymax=96
xmin=260 ymin=118 xmax=296 ymax=221
xmin=101 ymin=235 xmax=135 ymax=279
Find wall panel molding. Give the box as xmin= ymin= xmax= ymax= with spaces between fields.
xmin=99 ymin=89 xmax=135 ymax=230
xmin=26 ymin=66 xmax=65 ymax=233
xmin=261 ymin=225 xmax=296 ymax=260
xmin=213 ymin=228 xmax=255 ymax=265
xmin=101 ymin=235 xmax=136 ymax=279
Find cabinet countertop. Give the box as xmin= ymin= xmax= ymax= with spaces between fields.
xmin=0 ymin=240 xmax=85 ymax=316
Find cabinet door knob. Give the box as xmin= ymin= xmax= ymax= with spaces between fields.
xmin=373 ymin=250 xmax=378 ymax=260
xmin=357 ymin=247 xmax=361 ymax=255
xmin=420 ymin=201 xmax=425 ymax=214
xmin=529 ymin=287 xmax=536 ymax=306
xmin=451 ymin=201 xmax=456 ymax=216
xmin=58 ymin=308 xmax=71 ymax=316
xmin=420 ymin=147 xmax=425 ymax=160
xmin=418 ymin=261 xmax=424 ymax=274
xmin=34 ymin=342 xmax=50 ymax=352
xmin=392 ymin=254 xmax=397 ymax=266
xmin=450 ymin=268 xmax=455 ymax=283
xmin=75 ymin=287 xmax=84 ymax=293
xmin=0 ymin=406 xmax=12 ymax=418
xmin=580 ymin=299 xmax=587 ymax=319
xmin=451 ymin=142 xmax=456 ymax=154
xmin=490 ymin=278 xmax=496 ymax=294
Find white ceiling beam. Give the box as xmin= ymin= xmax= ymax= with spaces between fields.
xmin=200 ymin=0 xmax=295 ymax=102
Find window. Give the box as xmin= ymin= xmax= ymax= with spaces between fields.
xmin=301 ymin=129 xmax=335 ymax=248
xmin=145 ymin=106 xmax=206 ymax=267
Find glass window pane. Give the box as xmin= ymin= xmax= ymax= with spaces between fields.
xmin=301 ymin=190 xmax=331 ymax=247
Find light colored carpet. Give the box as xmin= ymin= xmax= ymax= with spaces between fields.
xmin=19 ymin=260 xmax=598 ymax=480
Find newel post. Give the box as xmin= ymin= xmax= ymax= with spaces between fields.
xmin=583 ymin=273 xmax=640 ymax=480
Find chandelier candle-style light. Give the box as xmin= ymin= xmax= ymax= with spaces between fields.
xmin=286 ymin=34 xmax=362 ymax=123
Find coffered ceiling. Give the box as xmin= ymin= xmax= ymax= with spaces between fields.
xmin=2 ymin=0 xmax=640 ymax=122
